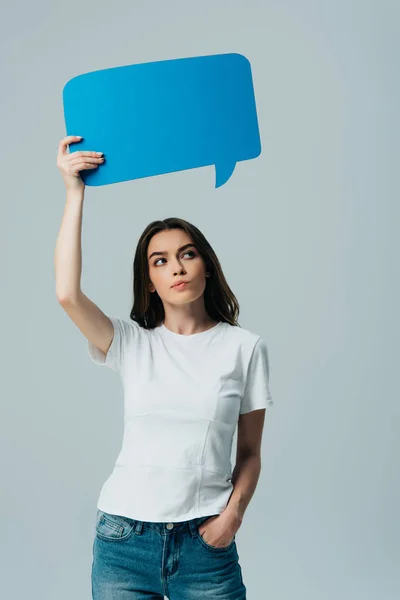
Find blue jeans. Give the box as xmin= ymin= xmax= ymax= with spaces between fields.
xmin=92 ymin=509 xmax=247 ymax=599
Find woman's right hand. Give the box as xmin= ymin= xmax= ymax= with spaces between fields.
xmin=57 ymin=135 xmax=105 ymax=192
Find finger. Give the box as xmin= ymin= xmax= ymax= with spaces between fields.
xmin=81 ymin=162 xmax=100 ymax=170
xmin=70 ymin=162 xmax=100 ymax=171
xmin=68 ymin=150 xmax=103 ymax=159
xmin=68 ymin=155 xmax=104 ymax=166
xmin=58 ymin=135 xmax=83 ymax=156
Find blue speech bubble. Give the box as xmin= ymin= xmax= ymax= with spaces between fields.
xmin=62 ymin=53 xmax=261 ymax=188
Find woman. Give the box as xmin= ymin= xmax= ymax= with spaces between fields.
xmin=55 ymin=135 xmax=273 ymax=599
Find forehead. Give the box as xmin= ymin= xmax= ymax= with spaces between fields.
xmin=147 ymin=230 xmax=193 ymax=254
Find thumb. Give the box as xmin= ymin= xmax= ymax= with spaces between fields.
xmin=58 ymin=135 xmax=82 ymax=156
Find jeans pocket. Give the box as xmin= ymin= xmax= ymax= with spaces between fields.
xmin=196 ymin=530 xmax=236 ymax=552
xmin=195 ymin=515 xmax=236 ymax=553
xmin=96 ymin=510 xmax=135 ymax=542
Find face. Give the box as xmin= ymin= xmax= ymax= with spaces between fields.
xmin=147 ymin=229 xmax=209 ymax=306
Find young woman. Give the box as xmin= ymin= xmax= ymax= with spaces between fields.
xmin=55 ymin=135 xmax=273 ymax=600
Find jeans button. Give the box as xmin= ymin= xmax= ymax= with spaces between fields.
xmin=166 ymin=523 xmax=174 ymax=530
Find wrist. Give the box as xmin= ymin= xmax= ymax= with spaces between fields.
xmin=221 ymin=506 xmax=243 ymax=531
xmin=66 ymin=186 xmax=85 ymax=202
xmin=66 ymin=184 xmax=84 ymax=193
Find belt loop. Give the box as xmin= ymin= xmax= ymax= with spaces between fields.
xmin=189 ymin=518 xmax=199 ymax=538
xmin=134 ymin=520 xmax=144 ymax=535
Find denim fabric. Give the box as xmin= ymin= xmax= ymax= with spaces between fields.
xmin=91 ymin=509 xmax=247 ymax=599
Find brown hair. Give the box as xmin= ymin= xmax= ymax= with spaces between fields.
xmin=129 ymin=217 xmax=240 ymax=329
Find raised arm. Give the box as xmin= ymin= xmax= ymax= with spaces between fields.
xmin=54 ymin=135 xmax=114 ymax=357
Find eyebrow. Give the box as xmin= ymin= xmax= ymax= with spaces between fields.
xmin=148 ymin=243 xmax=196 ymax=260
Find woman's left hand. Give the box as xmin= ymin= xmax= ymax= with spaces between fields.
xmin=198 ymin=512 xmax=241 ymax=548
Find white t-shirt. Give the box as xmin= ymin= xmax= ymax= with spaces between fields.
xmin=88 ymin=317 xmax=273 ymax=522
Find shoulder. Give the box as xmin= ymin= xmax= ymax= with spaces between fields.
xmin=219 ymin=323 xmax=271 ymax=370
xmin=222 ymin=321 xmax=263 ymax=350
xmin=114 ymin=316 xmax=148 ymax=341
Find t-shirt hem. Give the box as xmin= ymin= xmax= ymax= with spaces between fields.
xmin=96 ymin=500 xmax=228 ymax=523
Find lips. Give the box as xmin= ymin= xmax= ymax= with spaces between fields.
xmin=172 ymin=281 xmax=188 ymax=288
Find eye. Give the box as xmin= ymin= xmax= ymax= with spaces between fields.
xmin=154 ymin=250 xmax=196 ymax=266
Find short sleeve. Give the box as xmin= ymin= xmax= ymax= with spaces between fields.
xmin=240 ymin=337 xmax=273 ymax=415
xmin=87 ymin=316 xmax=129 ymax=374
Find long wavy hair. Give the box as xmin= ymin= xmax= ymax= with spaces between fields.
xmin=129 ymin=217 xmax=240 ymax=329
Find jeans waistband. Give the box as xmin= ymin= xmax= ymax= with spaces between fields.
xmin=97 ymin=509 xmax=218 ymax=537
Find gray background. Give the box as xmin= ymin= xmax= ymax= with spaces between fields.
xmin=2 ymin=1 xmax=399 ymax=599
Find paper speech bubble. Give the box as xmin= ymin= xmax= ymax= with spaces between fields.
xmin=63 ymin=53 xmax=261 ymax=188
